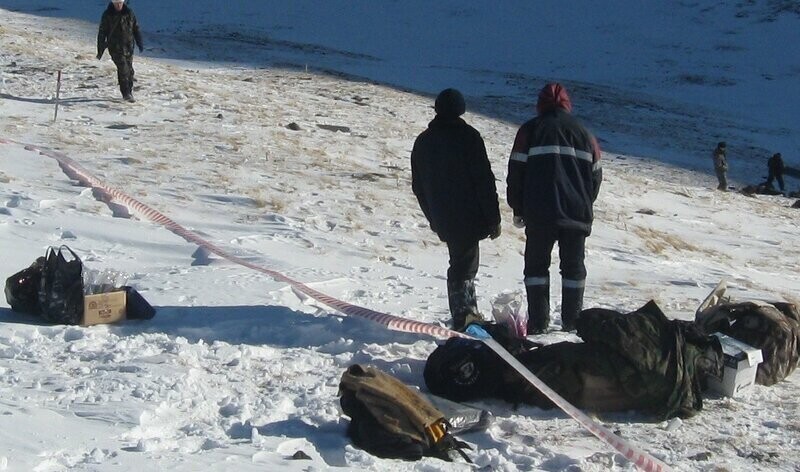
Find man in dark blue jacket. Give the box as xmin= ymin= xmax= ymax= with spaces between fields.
xmin=97 ymin=0 xmax=143 ymax=102
xmin=412 ymin=89 xmax=501 ymax=331
xmin=507 ymin=83 xmax=602 ymax=333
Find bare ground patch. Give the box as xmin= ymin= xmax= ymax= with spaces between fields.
xmin=632 ymin=225 xmax=730 ymax=261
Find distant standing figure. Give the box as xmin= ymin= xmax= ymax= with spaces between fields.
xmin=712 ymin=142 xmax=728 ymax=191
xmin=507 ymin=83 xmax=602 ymax=334
xmin=411 ymin=88 xmax=502 ymax=331
xmin=97 ymin=0 xmax=143 ymax=102
xmin=766 ymin=152 xmax=785 ymax=192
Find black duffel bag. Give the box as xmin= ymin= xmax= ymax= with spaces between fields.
xmin=424 ymin=325 xmax=541 ymax=404
xmin=38 ymin=246 xmax=85 ymax=325
xmin=4 ymin=256 xmax=47 ymax=315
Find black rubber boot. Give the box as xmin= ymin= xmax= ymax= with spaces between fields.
xmin=525 ymin=285 xmax=550 ymax=334
xmin=448 ymin=279 xmax=483 ymax=331
xmin=120 ymin=78 xmax=134 ymax=101
xmin=560 ymin=286 xmax=585 ymax=332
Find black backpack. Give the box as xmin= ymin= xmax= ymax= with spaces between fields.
xmin=339 ymin=364 xmax=471 ymax=462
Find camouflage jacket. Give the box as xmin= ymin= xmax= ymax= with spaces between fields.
xmin=97 ymin=3 xmax=143 ymax=56
xmin=712 ymin=148 xmax=728 ymax=171
xmin=513 ymin=301 xmax=723 ymax=420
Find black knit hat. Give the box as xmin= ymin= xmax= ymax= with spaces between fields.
xmin=718 ymin=141 xmax=726 ymax=148
xmin=434 ymin=88 xmax=466 ymax=119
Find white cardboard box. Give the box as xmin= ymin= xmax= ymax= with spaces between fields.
xmin=707 ymin=333 xmax=763 ymax=397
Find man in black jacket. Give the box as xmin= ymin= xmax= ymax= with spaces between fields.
xmin=766 ymin=152 xmax=785 ymax=192
xmin=507 ymin=83 xmax=602 ymax=333
xmin=97 ymin=0 xmax=143 ymax=102
xmin=411 ymin=89 xmax=502 ymax=331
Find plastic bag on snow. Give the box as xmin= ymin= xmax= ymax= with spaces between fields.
xmin=37 ymin=246 xmax=84 ymax=324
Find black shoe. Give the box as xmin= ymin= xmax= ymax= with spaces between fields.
xmin=528 ymin=326 xmax=547 ymax=335
xmin=525 ymin=284 xmax=550 ymax=335
xmin=448 ymin=278 xmax=480 ymax=331
xmin=560 ymin=285 xmax=585 ymax=333
xmin=123 ymin=94 xmax=135 ymax=103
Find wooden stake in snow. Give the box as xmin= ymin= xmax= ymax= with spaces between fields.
xmin=53 ymin=70 xmax=62 ymax=122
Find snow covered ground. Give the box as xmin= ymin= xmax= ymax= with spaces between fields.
xmin=0 ymin=2 xmax=799 ymax=471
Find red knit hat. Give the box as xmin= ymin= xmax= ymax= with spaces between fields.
xmin=537 ymin=83 xmax=572 ymax=115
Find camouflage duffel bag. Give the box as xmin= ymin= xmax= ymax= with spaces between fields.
xmin=696 ymin=301 xmax=800 ymax=386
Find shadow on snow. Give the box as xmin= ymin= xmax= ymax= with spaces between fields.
xmin=0 ymin=304 xmax=429 ymax=351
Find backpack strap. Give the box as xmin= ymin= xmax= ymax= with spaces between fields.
xmin=424 ymin=419 xmax=447 ymax=444
xmin=427 ymin=420 xmax=473 ymax=463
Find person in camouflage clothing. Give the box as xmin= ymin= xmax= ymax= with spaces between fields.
xmin=512 ymin=301 xmax=723 ymax=419
xmin=97 ymin=0 xmax=143 ymax=102
xmin=712 ymin=142 xmax=728 ymax=191
xmin=696 ymin=300 xmax=800 ymax=386
xmin=425 ymin=301 xmax=723 ymax=419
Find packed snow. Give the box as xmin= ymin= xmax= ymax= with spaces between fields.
xmin=1 ymin=1 xmax=799 ymax=471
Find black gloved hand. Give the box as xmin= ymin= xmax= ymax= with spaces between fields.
xmin=96 ymin=52 xmax=103 ymax=60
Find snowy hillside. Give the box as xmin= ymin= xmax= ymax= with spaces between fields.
xmin=1 ymin=2 xmax=799 ymax=471
xmin=2 ymin=1 xmax=799 ymax=176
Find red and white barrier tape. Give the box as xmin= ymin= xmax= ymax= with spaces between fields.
xmin=2 ymin=138 xmax=672 ymax=471
xmin=23 ymin=142 xmax=460 ymax=339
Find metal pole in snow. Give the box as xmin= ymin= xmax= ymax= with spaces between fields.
xmin=53 ymin=70 xmax=62 ymax=122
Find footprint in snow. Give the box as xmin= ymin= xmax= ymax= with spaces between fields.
xmin=5 ymin=196 xmax=22 ymax=208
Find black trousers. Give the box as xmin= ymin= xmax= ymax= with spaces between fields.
xmin=524 ymin=226 xmax=586 ymax=285
xmin=446 ymin=239 xmax=479 ymax=283
xmin=766 ymin=170 xmax=785 ymax=191
xmin=110 ymin=52 xmax=134 ymax=97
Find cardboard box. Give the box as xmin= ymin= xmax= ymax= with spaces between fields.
xmin=707 ymin=333 xmax=763 ymax=397
xmin=82 ymin=290 xmax=126 ymax=326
